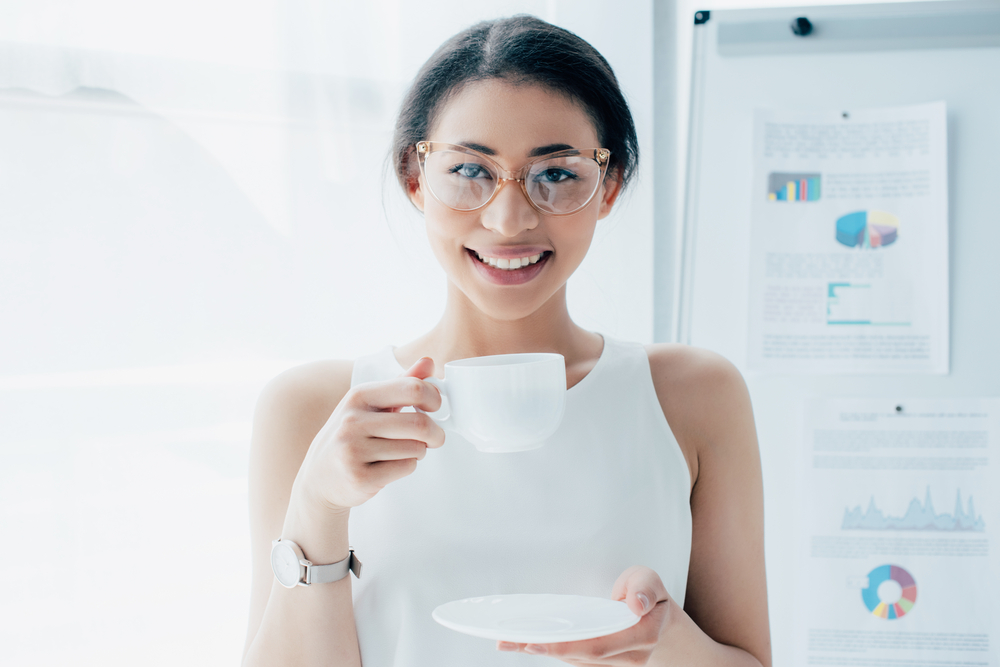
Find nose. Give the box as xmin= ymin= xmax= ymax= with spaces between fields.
xmin=479 ymin=178 xmax=540 ymax=237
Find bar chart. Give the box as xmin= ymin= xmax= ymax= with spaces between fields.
xmin=768 ymin=172 xmax=821 ymax=201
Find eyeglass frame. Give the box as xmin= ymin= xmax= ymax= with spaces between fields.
xmin=414 ymin=141 xmax=612 ymax=216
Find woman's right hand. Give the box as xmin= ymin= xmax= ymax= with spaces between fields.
xmin=291 ymin=357 xmax=445 ymax=514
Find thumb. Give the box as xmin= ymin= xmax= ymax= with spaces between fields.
xmin=629 ymin=589 xmax=655 ymax=617
xmin=399 ymin=356 xmax=437 ymax=380
xmin=385 ymin=357 xmax=438 ymax=414
xmin=612 ymin=566 xmax=667 ymax=617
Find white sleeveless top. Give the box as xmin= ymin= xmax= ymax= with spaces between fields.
xmin=348 ymin=334 xmax=692 ymax=666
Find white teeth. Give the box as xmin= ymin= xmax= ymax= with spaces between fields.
xmin=474 ymin=251 xmax=547 ymax=270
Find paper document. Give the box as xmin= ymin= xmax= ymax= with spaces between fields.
xmin=795 ymin=398 xmax=999 ymax=666
xmin=748 ymin=102 xmax=949 ymax=373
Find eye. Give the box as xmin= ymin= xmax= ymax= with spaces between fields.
xmin=533 ymin=168 xmax=578 ymax=184
xmin=448 ymin=163 xmax=493 ymax=179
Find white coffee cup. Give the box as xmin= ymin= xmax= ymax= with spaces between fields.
xmin=418 ymin=353 xmax=566 ymax=453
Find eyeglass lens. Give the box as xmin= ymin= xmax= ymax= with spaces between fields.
xmin=423 ymin=149 xmax=602 ymax=214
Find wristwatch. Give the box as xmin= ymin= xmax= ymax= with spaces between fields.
xmin=270 ymin=539 xmax=363 ymax=588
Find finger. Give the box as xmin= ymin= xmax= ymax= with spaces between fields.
xmin=397 ymin=356 xmax=436 ymax=379
xmin=364 ymin=457 xmax=420 ymax=488
xmin=523 ymin=641 xmax=651 ymax=663
xmin=577 ymin=648 xmax=650 ymax=665
xmin=365 ymin=411 xmax=445 ymax=449
xmin=611 ymin=566 xmax=669 ymax=617
xmin=362 ymin=437 xmax=429 ymax=462
xmin=354 ymin=374 xmax=443 ymax=413
xmin=526 ymin=617 xmax=660 ymax=661
xmin=396 ymin=356 xmax=444 ymax=411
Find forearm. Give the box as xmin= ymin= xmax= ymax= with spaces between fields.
xmin=243 ymin=495 xmax=361 ymax=667
xmin=648 ymin=599 xmax=765 ymax=667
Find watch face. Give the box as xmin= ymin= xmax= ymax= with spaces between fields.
xmin=271 ymin=542 xmax=302 ymax=588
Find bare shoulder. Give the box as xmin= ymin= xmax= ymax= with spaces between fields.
xmin=255 ymin=359 xmax=355 ymax=430
xmin=642 ymin=343 xmax=749 ymax=410
xmin=643 ymin=344 xmax=756 ymax=489
xmin=248 ymin=358 xmax=355 ymax=535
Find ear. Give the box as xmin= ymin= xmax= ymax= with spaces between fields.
xmin=596 ymin=168 xmax=624 ymax=220
xmin=408 ymin=174 xmax=426 ymax=212
xmin=403 ymin=147 xmax=426 ymax=212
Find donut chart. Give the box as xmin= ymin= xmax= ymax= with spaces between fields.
xmin=862 ymin=565 xmax=917 ymax=619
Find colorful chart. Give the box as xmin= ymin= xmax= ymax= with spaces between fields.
xmin=768 ymin=172 xmax=821 ymax=201
xmin=862 ymin=565 xmax=917 ymax=619
xmin=843 ymin=487 xmax=985 ymax=532
xmin=836 ymin=210 xmax=900 ymax=248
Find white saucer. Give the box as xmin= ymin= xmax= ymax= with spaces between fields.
xmin=432 ymin=594 xmax=641 ymax=644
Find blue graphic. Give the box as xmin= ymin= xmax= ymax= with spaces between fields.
xmin=843 ymin=487 xmax=985 ymax=532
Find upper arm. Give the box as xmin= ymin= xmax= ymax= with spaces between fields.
xmin=647 ymin=345 xmax=771 ymax=667
xmin=243 ymin=359 xmax=355 ymax=655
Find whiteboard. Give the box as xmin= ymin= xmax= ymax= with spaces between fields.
xmin=674 ymin=2 xmax=1000 ymax=664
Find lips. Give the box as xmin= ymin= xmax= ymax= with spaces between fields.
xmin=466 ymin=247 xmax=551 ymax=286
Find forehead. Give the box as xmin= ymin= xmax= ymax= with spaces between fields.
xmin=427 ymin=79 xmax=600 ymax=158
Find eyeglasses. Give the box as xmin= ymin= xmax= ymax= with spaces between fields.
xmin=415 ymin=141 xmax=611 ymax=216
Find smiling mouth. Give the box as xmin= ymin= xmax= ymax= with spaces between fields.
xmin=466 ymin=248 xmax=552 ymax=270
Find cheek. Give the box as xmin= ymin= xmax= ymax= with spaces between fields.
xmin=424 ymin=209 xmax=474 ymax=260
xmin=560 ymin=240 xmax=592 ymax=274
xmin=555 ymin=217 xmax=597 ymax=262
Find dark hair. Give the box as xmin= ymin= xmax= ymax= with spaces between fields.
xmin=392 ymin=15 xmax=639 ymax=196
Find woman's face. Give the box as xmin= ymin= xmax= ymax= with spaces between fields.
xmin=409 ymin=78 xmax=621 ymax=322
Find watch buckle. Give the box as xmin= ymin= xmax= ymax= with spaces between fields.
xmin=349 ymin=548 xmax=363 ymax=580
xmin=298 ymin=557 xmax=313 ymax=587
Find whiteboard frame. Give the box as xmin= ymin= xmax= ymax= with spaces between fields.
xmin=673 ymin=3 xmax=1000 ymax=664
xmin=675 ymin=0 xmax=1000 ymax=345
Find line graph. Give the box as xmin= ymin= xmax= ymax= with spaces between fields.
xmin=842 ymin=487 xmax=985 ymax=532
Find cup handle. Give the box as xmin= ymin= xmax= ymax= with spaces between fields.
xmin=416 ymin=376 xmax=452 ymax=423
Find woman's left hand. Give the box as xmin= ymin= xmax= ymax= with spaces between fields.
xmin=496 ymin=566 xmax=671 ymax=665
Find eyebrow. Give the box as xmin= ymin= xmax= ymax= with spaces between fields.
xmin=529 ymin=143 xmax=576 ymax=157
xmin=457 ymin=142 xmax=577 ymax=157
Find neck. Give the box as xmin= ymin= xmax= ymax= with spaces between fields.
xmin=397 ymin=280 xmax=601 ymax=372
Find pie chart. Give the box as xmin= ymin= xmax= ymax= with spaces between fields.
xmin=836 ymin=211 xmax=899 ymax=249
xmin=862 ymin=564 xmax=917 ymax=619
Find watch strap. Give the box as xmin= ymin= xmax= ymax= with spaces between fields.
xmin=305 ymin=548 xmax=363 ymax=584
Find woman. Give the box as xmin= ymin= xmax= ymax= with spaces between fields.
xmin=243 ymin=15 xmax=770 ymax=667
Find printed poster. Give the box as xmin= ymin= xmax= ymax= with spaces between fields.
xmin=749 ymin=102 xmax=949 ymax=373
xmin=795 ymin=398 xmax=999 ymax=666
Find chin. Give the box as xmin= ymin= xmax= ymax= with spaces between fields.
xmin=475 ymin=295 xmax=543 ymax=321
xmin=463 ymin=284 xmax=553 ymax=322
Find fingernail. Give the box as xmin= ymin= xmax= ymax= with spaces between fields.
xmin=637 ymin=592 xmax=650 ymax=612
xmin=497 ymin=641 xmax=517 ymax=651
xmin=524 ymin=644 xmax=547 ymax=654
